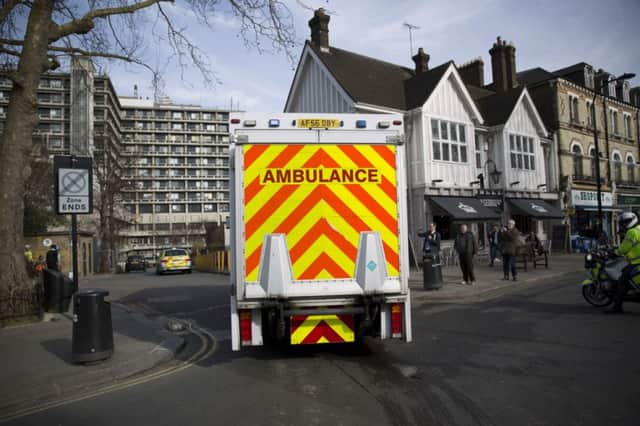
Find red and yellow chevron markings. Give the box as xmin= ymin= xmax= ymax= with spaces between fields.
xmin=290 ymin=314 xmax=355 ymax=344
xmin=243 ymin=144 xmax=399 ymax=281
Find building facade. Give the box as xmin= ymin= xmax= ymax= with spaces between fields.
xmin=286 ymin=9 xmax=561 ymax=253
xmin=520 ymin=63 xmax=640 ymax=241
xmin=0 ymin=60 xmax=232 ymax=266
xmin=116 ymin=97 xmax=230 ymax=260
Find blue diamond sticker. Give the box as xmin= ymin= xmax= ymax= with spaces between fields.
xmin=367 ymin=260 xmax=377 ymax=271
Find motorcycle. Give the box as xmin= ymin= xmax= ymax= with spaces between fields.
xmin=582 ymin=247 xmax=640 ymax=307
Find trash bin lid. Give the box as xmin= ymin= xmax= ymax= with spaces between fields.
xmin=76 ymin=289 xmax=109 ymax=297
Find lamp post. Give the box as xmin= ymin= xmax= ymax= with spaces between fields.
xmin=591 ymin=72 xmax=636 ymax=237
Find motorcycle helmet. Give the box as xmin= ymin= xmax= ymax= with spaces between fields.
xmin=618 ymin=211 xmax=638 ymax=231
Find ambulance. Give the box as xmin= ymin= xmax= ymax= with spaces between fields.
xmin=229 ymin=113 xmax=412 ymax=350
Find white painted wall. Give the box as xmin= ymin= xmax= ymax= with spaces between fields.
xmin=501 ymin=98 xmax=547 ymax=191
xmin=420 ymin=74 xmax=478 ymax=187
xmin=285 ymin=53 xmax=354 ymax=113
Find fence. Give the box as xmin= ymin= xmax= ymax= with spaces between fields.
xmin=0 ymin=279 xmax=43 ymax=325
xmin=194 ymin=250 xmax=231 ymax=274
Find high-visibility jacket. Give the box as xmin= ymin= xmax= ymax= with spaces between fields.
xmin=617 ymin=224 xmax=640 ymax=265
xmin=24 ymin=249 xmax=33 ymax=264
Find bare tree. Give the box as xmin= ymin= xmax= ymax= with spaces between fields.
xmin=0 ymin=0 xmax=298 ymax=318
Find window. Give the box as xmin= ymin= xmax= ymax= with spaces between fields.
xmin=188 ymin=204 xmax=201 ymax=212
xmin=584 ymin=67 xmax=595 ymax=89
xmin=172 ymin=112 xmax=183 ymax=119
xmin=627 ymin=155 xmax=635 ymax=183
xmin=572 ymin=144 xmax=583 ymax=177
xmin=610 ymin=109 xmax=619 ymax=135
xmin=431 ymin=119 xmax=467 ymax=163
xmin=203 ymin=204 xmax=215 ymax=212
xmin=586 ymin=101 xmax=593 ymax=127
xmin=624 ymin=114 xmax=632 ymax=139
xmin=139 ymin=205 xmax=152 ymax=214
xmin=510 ymin=134 xmax=536 ymax=171
xmin=613 ymin=152 xmax=622 ymax=182
xmin=171 ymin=204 xmax=185 ymax=213
xmin=172 ymin=123 xmax=183 ymax=130
xmin=569 ymin=95 xmax=579 ymax=124
xmin=475 ymin=138 xmax=482 ymax=169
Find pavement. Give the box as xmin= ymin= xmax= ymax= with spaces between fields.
xmin=410 ymin=252 xmax=584 ymax=302
xmin=0 ymin=301 xmax=185 ymax=419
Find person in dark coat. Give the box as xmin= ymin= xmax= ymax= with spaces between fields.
xmin=500 ymin=220 xmax=521 ymax=281
xmin=454 ymin=224 xmax=477 ymax=285
xmin=46 ymin=244 xmax=60 ymax=271
xmin=418 ymin=222 xmax=441 ymax=258
xmin=488 ymin=224 xmax=501 ymax=266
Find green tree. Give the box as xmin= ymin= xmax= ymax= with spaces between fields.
xmin=0 ymin=0 xmax=297 ymax=318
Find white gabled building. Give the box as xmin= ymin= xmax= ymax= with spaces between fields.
xmin=286 ymin=9 xmax=561 ymax=249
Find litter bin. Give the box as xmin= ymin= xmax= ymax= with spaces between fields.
xmin=43 ymin=269 xmax=65 ymax=312
xmin=72 ymin=289 xmax=114 ymax=363
xmin=423 ymin=253 xmax=443 ymax=290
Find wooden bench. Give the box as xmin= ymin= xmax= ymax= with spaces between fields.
xmin=532 ymin=240 xmax=551 ymax=269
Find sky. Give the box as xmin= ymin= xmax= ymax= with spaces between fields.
xmin=99 ymin=0 xmax=640 ymax=112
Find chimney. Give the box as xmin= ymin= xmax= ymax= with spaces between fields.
xmin=412 ymin=47 xmax=430 ymax=74
xmin=489 ymin=36 xmax=517 ymax=92
xmin=309 ymin=8 xmax=330 ymax=51
xmin=458 ymin=58 xmax=485 ymax=87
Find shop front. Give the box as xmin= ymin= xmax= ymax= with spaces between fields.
xmin=428 ymin=196 xmax=500 ymax=243
xmin=617 ymin=193 xmax=640 ymax=216
xmin=570 ymin=189 xmax=616 ymax=244
xmin=507 ymin=198 xmax=564 ymax=239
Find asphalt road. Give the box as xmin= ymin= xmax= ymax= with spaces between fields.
xmin=7 ymin=270 xmax=640 ymax=426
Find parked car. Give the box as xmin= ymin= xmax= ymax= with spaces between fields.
xmin=125 ymin=255 xmax=146 ymax=272
xmin=156 ymin=248 xmax=192 ymax=275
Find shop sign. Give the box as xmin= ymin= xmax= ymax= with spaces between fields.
xmin=478 ymin=198 xmax=503 ymax=210
xmin=571 ymin=190 xmax=613 ymax=207
xmin=618 ymin=194 xmax=640 ymax=206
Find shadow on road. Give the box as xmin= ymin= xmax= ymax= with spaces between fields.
xmin=41 ymin=338 xmax=73 ymax=364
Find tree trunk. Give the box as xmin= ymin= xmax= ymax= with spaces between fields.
xmin=0 ymin=0 xmax=55 ymax=318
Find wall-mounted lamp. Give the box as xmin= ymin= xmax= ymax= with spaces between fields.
xmin=537 ymin=183 xmax=547 ymax=189
xmin=510 ymin=181 xmax=520 ymax=187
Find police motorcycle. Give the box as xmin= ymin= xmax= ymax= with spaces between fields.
xmin=582 ymin=246 xmax=640 ymax=308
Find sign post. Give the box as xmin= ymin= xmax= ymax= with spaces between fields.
xmin=54 ymin=156 xmax=93 ymax=291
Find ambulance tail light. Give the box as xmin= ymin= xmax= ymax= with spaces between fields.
xmin=240 ymin=310 xmax=252 ymax=345
xmin=391 ymin=303 xmax=402 ymax=338
xmin=392 ymin=120 xmax=402 ymax=126
xmin=230 ymin=118 xmax=241 ymax=124
xmin=377 ymin=121 xmax=390 ymax=129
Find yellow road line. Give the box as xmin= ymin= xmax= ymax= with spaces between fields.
xmin=0 ymin=319 xmax=218 ymax=424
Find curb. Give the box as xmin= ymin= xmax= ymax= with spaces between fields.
xmin=409 ymin=270 xmax=581 ymax=303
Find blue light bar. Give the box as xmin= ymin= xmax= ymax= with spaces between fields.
xmin=268 ymin=119 xmax=280 ymax=128
xmin=355 ymin=120 xmax=367 ymax=129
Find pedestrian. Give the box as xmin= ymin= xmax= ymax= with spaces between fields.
xmin=454 ymin=223 xmax=477 ymax=285
xmin=34 ymin=255 xmax=46 ymax=274
xmin=418 ymin=222 xmax=441 ymax=259
xmin=46 ymin=244 xmax=60 ymax=271
xmin=500 ymin=220 xmax=521 ymax=281
xmin=526 ymin=231 xmax=544 ymax=256
xmin=24 ymin=244 xmax=33 ymax=264
xmin=488 ymin=224 xmax=501 ymax=266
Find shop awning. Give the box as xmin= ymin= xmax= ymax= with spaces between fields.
xmin=429 ymin=196 xmax=501 ymax=221
xmin=508 ymin=198 xmax=563 ymax=219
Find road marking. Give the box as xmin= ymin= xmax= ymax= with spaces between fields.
xmin=0 ymin=319 xmax=218 ymax=424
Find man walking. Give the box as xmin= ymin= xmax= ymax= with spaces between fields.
xmin=46 ymin=244 xmax=60 ymax=271
xmin=500 ymin=220 xmax=520 ymax=281
xmin=454 ymin=224 xmax=477 ymax=285
xmin=488 ymin=224 xmax=500 ymax=266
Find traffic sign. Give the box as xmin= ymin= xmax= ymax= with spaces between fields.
xmin=54 ymin=156 xmax=93 ymax=215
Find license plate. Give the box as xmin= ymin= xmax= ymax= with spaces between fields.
xmin=297 ymin=118 xmax=340 ymax=129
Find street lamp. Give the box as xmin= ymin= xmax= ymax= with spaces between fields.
xmin=591 ymin=72 xmax=636 ymax=237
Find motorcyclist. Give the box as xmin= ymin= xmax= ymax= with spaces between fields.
xmin=606 ymin=212 xmax=640 ymax=314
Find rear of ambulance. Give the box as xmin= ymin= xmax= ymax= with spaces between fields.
xmin=229 ymin=113 xmax=411 ymax=351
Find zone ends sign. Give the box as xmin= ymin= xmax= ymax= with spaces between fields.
xmin=54 ymin=156 xmax=93 ymax=215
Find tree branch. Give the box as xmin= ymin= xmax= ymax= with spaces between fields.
xmin=50 ymin=0 xmax=173 ymax=41
xmin=0 ymin=45 xmax=20 ymax=57
xmin=48 ymin=44 xmax=156 ymax=75
xmin=0 ymin=0 xmax=22 ymax=23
